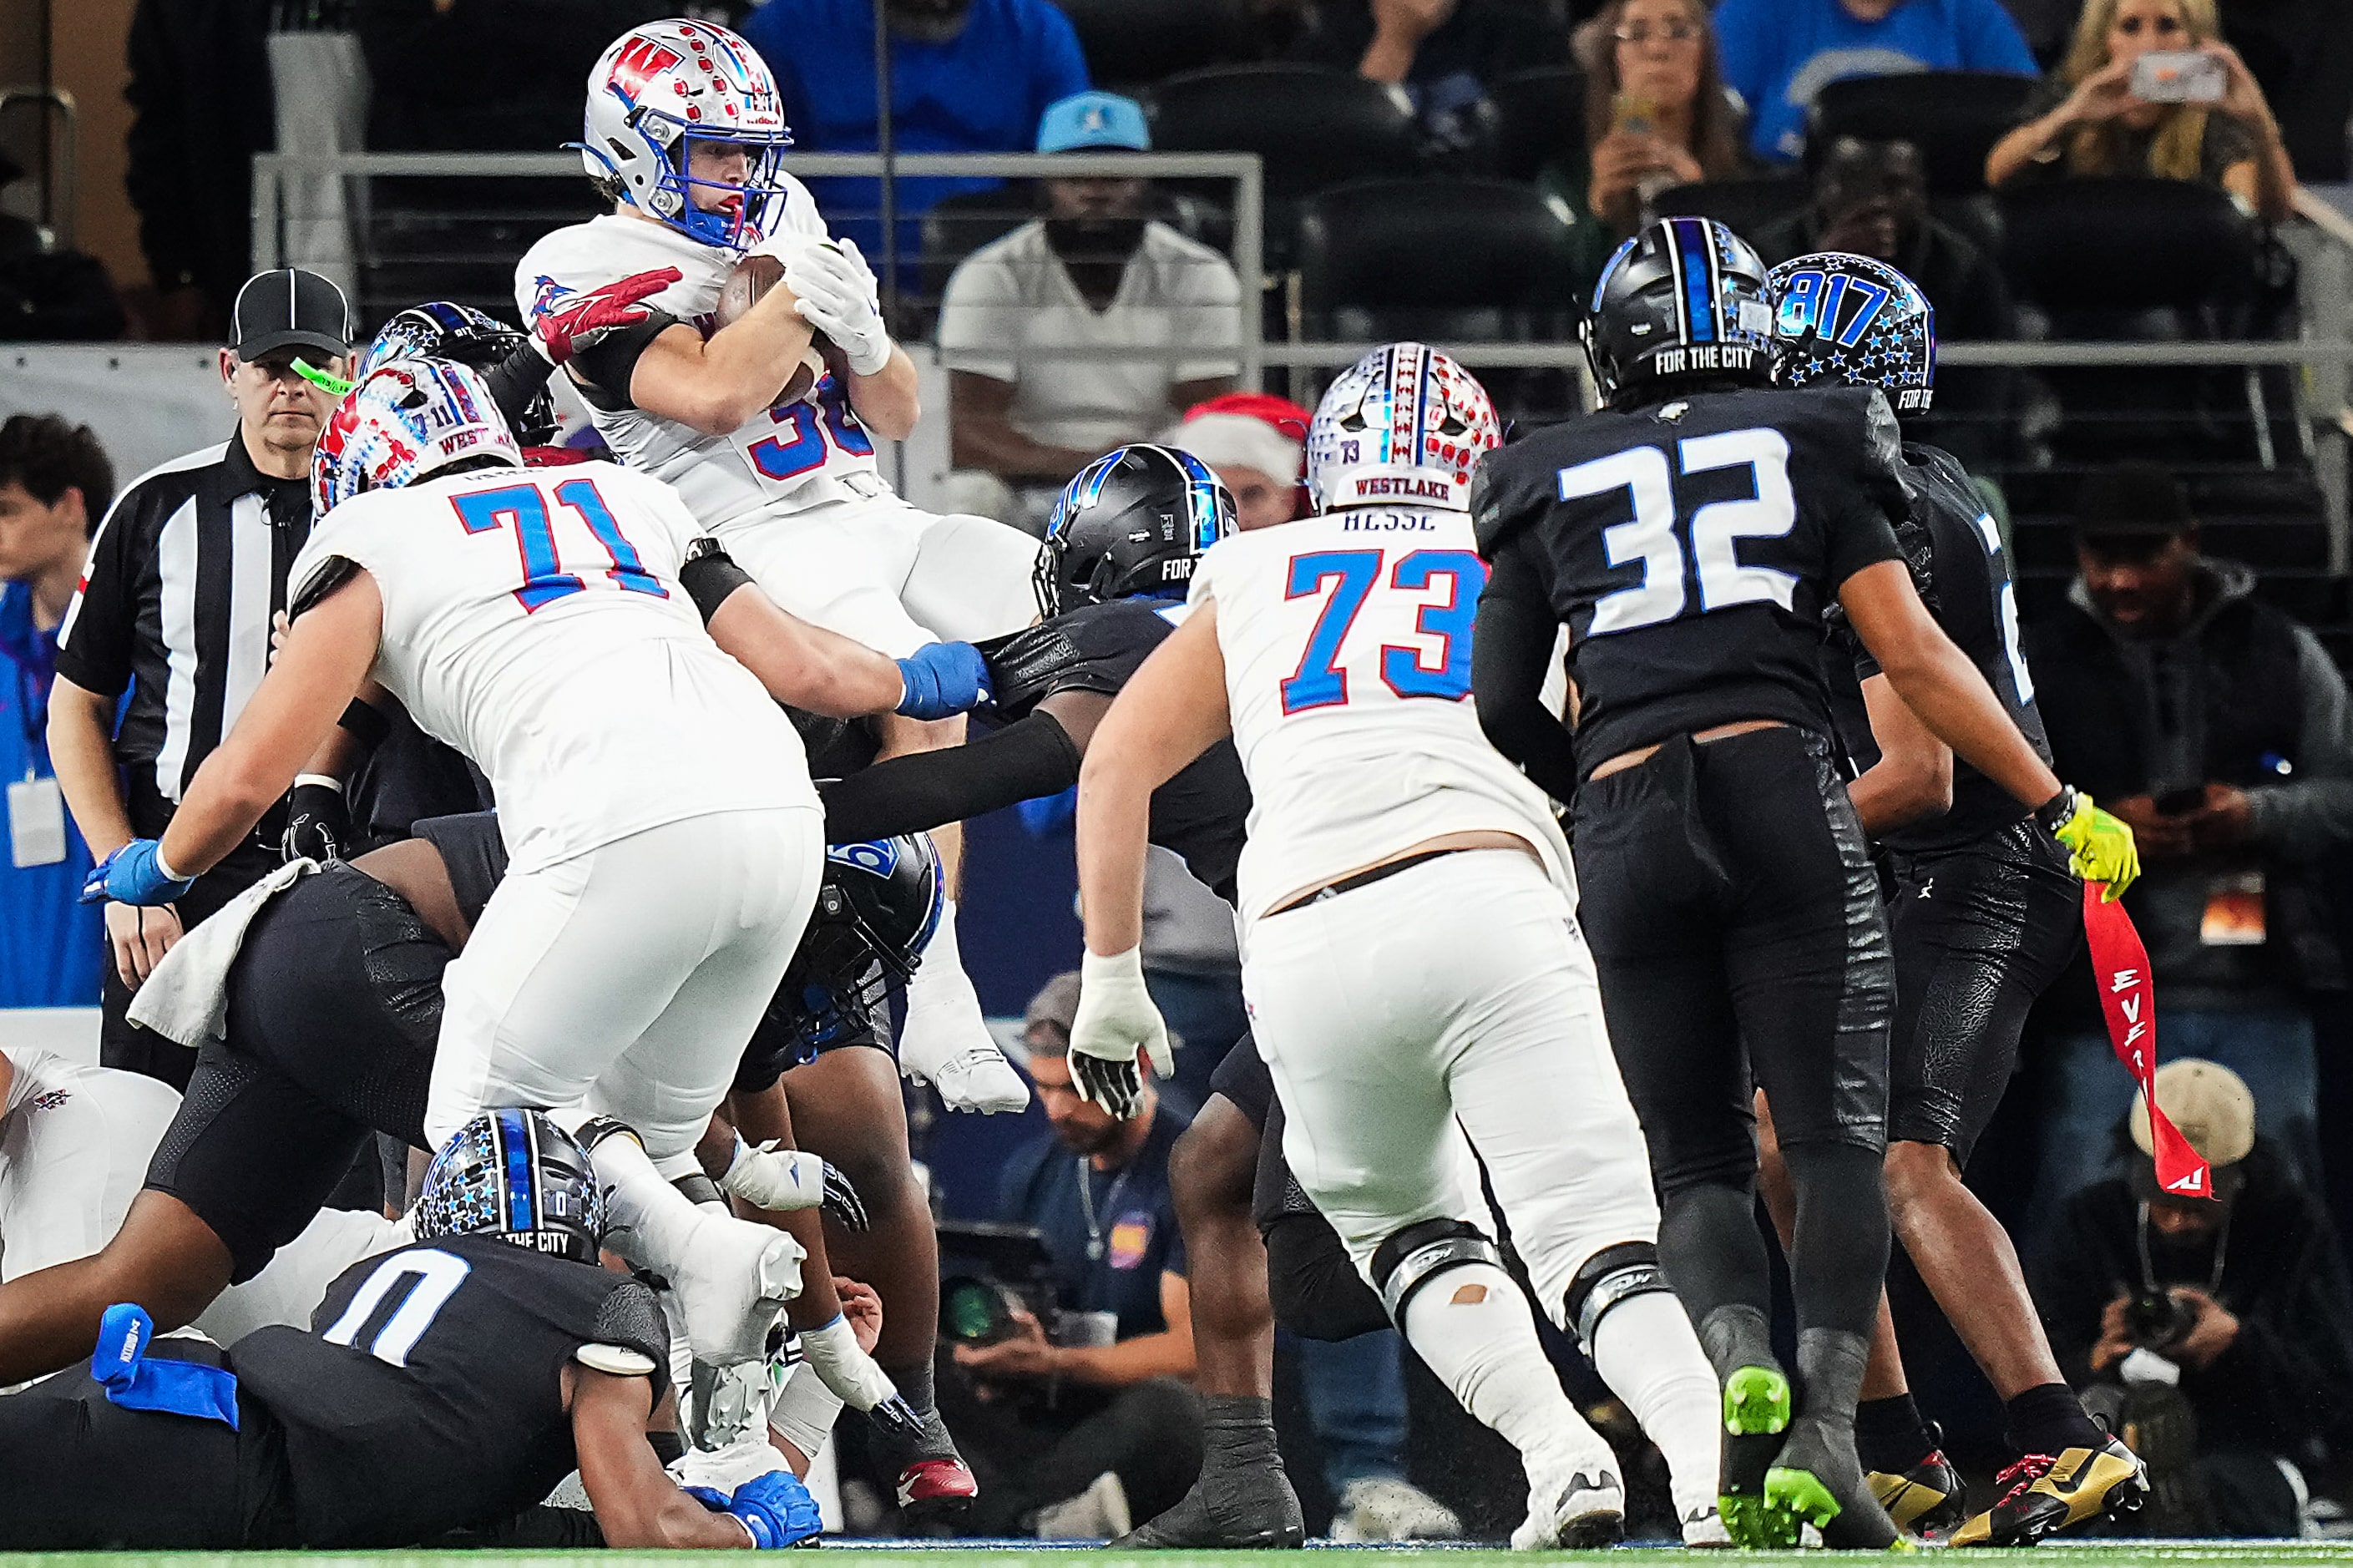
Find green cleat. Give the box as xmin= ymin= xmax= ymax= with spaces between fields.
xmin=1717 ymin=1366 xmax=1794 ymax=1548
xmin=1764 ymin=1464 xmax=1843 ymax=1545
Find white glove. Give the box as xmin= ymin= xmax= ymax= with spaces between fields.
xmin=785 ymin=237 xmax=893 ymax=377
xmin=720 ymin=1138 xmax=869 ymax=1229
xmin=1067 ymin=946 xmax=1173 ymax=1120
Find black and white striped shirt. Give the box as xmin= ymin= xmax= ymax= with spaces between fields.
xmin=53 ymin=430 xmax=311 ymax=837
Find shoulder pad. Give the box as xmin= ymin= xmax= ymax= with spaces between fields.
xmin=575 ymin=1342 xmax=660 ymax=1376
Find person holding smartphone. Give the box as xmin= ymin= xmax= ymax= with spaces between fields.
xmin=1986 ymin=0 xmax=2297 ymax=222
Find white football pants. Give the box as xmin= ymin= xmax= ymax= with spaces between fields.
xmin=714 ymin=493 xmax=1044 ymax=660
xmin=1241 ymin=847 xmax=1661 ymax=1319
xmin=428 ymin=805 xmax=823 ymax=1174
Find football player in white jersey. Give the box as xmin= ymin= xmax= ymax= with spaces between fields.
xmin=84 ymin=361 xmax=990 ymax=1277
xmin=1064 ymin=346 xmax=1728 ymax=1548
xmin=514 ymin=18 xmax=1040 ymax=1115
xmin=0 ymin=1046 xmax=407 ymax=1350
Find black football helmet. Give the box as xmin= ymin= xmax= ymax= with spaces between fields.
xmin=358 ymin=301 xmax=559 ymax=446
xmin=1034 ymin=444 xmax=1236 ymax=620
xmin=757 ymin=832 xmax=943 ymax=1071
xmin=1583 ymin=217 xmax=1777 ymax=410
xmin=1766 ymin=251 xmax=1937 ymax=416
xmin=412 ymin=1109 xmax=606 ymax=1265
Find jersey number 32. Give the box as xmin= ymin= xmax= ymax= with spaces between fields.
xmin=1558 ymin=428 xmax=1798 ymax=636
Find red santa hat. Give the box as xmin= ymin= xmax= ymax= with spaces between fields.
xmin=1165 ymin=392 xmax=1312 ymax=485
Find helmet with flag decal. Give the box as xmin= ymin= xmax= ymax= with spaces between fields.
xmin=413 ymin=1109 xmax=607 ymax=1265
xmin=579 ymin=18 xmax=796 ymax=251
xmin=358 ymin=301 xmax=559 ymax=445
xmin=311 ymin=357 xmax=522 ymax=518
xmin=1303 ymin=342 xmax=1500 ymax=513
xmin=1584 ymin=216 xmax=1777 ymax=409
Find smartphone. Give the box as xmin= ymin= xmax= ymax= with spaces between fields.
xmin=2132 ymin=50 xmax=2226 ymax=104
xmin=1612 ymin=94 xmax=1662 ymax=139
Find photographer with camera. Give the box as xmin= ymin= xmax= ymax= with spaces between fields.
xmin=2032 ymin=1059 xmax=2353 ymax=1535
xmin=937 ymin=972 xmax=1202 ymax=1537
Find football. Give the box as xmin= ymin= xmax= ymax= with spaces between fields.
xmin=716 ymin=251 xmax=832 ymax=403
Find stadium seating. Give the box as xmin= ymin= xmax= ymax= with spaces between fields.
xmin=1482 ymin=67 xmax=1587 ymax=185
xmin=1047 ymin=0 xmax=1260 ymax=91
xmin=1807 ymin=72 xmax=2042 ymax=195
xmin=1649 ymin=176 xmax=1806 ymax=240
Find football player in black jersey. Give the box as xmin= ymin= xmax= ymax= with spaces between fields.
xmin=0 ymin=1108 xmax=824 ymax=1550
xmin=0 ymin=814 xmax=927 ymax=1435
xmin=1758 ymin=251 xmax=2145 ymax=1544
xmin=824 ymin=445 xmax=1404 ymax=1548
xmin=1470 ymin=216 xmax=2140 ymax=1547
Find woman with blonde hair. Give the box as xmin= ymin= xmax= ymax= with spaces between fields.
xmin=1985 ymin=0 xmax=2296 ymax=221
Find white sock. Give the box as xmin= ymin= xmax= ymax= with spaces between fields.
xmin=559 ymin=1114 xmax=701 ymax=1274
xmin=903 ymin=898 xmax=984 ymax=1027
xmin=769 ymin=1359 xmax=847 ymax=1468
xmin=1591 ymin=1292 xmax=1724 ymax=1519
xmin=1400 ymin=1263 xmax=1613 ymax=1469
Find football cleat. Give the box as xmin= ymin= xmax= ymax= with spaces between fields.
xmin=1681 ymin=1504 xmax=1733 ymax=1548
xmin=1949 ymin=1435 xmax=2147 ymax=1548
xmin=1114 ymin=1462 xmax=1307 ymax=1549
xmin=896 ymin=1456 xmax=980 ymax=1520
xmin=1510 ymin=1454 xmax=1624 ymax=1550
xmin=1716 ymin=1363 xmax=1793 ymax=1547
xmin=1870 ymin=1428 xmax=1968 ymax=1538
xmin=1765 ymin=1413 xmax=1901 ymax=1550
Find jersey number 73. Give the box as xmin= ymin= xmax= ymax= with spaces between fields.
xmin=1280 ymin=547 xmax=1485 ymax=714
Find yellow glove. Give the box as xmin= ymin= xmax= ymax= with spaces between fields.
xmin=2049 ymin=788 xmax=2140 ymax=901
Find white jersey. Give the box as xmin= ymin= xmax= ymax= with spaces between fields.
xmin=0 ymin=1048 xmax=407 ymax=1345
xmin=1188 ymin=507 xmax=1575 ymax=926
xmin=515 ymin=199 xmax=888 ymax=530
xmin=290 ymin=460 xmax=813 ymax=875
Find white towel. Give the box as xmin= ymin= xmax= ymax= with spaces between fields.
xmin=125 ymin=860 xmax=320 ymax=1046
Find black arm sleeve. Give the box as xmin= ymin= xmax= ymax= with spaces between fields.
xmin=1472 ymin=539 xmax=1581 ymax=802
xmin=820 ymin=711 xmax=1081 ymax=842
xmin=484 ymin=339 xmax=558 ymax=433
xmin=679 ymin=539 xmax=757 ymax=625
xmin=567 ymin=314 xmax=678 ymax=413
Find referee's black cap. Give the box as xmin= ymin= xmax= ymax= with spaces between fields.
xmin=230 ymin=267 xmax=355 ymax=361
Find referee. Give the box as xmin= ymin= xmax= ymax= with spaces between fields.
xmin=47 ymin=266 xmax=353 ymax=1089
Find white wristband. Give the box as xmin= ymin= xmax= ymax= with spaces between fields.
xmin=293 ymin=773 xmax=345 ymax=794
xmin=152 ymin=843 xmax=185 ymax=883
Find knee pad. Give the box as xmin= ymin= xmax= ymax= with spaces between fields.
xmin=1369 ymin=1218 xmax=1504 ymax=1328
xmin=1562 ymin=1240 xmax=1674 ymax=1358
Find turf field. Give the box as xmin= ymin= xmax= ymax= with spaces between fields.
xmin=9 ymin=1545 xmax=2353 ymax=1567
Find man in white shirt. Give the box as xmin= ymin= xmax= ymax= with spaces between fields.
xmin=939 ymin=92 xmax=1243 ymax=531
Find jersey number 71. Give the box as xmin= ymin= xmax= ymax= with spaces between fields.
xmin=1280 ymin=547 xmax=1485 ymax=714
xmin=451 ymin=478 xmax=669 ymax=613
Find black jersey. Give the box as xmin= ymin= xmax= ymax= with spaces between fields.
xmin=1826 ymin=443 xmax=2054 ymax=856
xmin=229 ymin=1237 xmax=669 ymax=1547
xmin=990 ymin=596 xmax=1252 ymax=904
xmin=1473 ymin=385 xmax=1908 ymax=776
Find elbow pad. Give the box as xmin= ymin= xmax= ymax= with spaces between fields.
xmin=680 ymin=539 xmax=756 ymax=625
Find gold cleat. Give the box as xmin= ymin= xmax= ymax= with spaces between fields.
xmin=1869 ymin=1438 xmax=1967 ymax=1538
xmin=1950 ymin=1436 xmax=2147 ymax=1547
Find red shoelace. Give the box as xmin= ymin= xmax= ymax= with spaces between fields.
xmin=1990 ymin=1453 xmax=2058 ymax=1505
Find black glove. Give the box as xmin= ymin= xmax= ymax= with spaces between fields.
xmin=282 ymin=777 xmax=352 ymax=863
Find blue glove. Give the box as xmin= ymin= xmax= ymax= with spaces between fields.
xmin=81 ymin=839 xmax=195 ymax=907
xmin=893 ymin=641 xmax=991 ymax=721
xmin=688 ymin=1470 xmax=824 ymax=1548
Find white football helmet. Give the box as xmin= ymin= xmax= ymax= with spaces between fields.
xmin=311 ymin=359 xmax=522 ymax=518
xmin=579 ymin=18 xmax=795 ymax=250
xmin=1305 ymin=343 xmax=1501 ymax=513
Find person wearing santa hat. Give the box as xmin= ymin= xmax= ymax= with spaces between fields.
xmin=1164 ymin=392 xmax=1311 ymax=534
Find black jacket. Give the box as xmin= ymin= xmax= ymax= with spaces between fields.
xmin=2032 ymin=1146 xmax=2353 ymax=1454
xmin=125 ymin=0 xmax=277 ymax=311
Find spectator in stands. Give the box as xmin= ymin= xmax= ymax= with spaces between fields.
xmin=1290 ymin=0 xmax=1570 ymax=159
xmin=124 ymin=0 xmax=279 ymax=340
xmin=1985 ymin=0 xmax=2297 ymax=221
xmin=0 ymin=416 xmax=112 ymax=1008
xmin=939 ymin=93 xmax=1242 ymax=531
xmin=2025 ymin=463 xmax=2352 ymax=1225
xmin=1713 ymin=0 xmax=2038 ymax=164
xmin=0 ymin=154 xmax=126 ymax=342
xmin=1545 ymin=0 xmax=1748 ymax=268
xmin=741 ymin=0 xmax=1090 ymax=288
xmin=2032 ymin=1059 xmax=2353 ymax=1537
xmin=940 ymin=971 xmax=1202 ymax=1538
xmin=1751 ymin=136 xmax=2012 ymax=462
xmin=1164 ymin=392 xmax=1309 ymax=533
